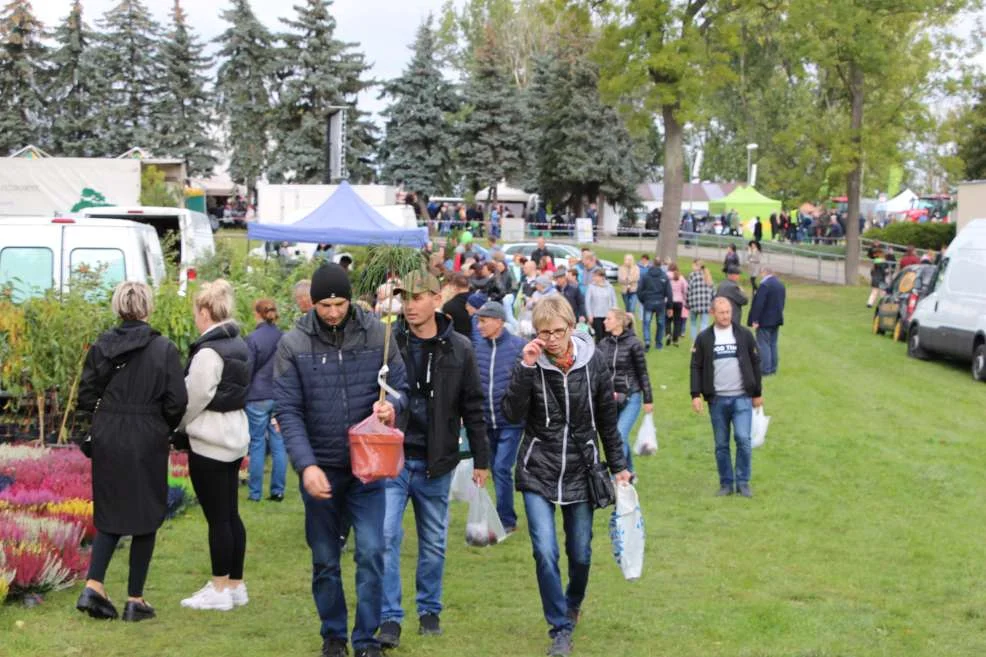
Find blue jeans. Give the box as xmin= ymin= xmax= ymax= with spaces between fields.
xmin=641 ymin=308 xmax=666 ymax=348
xmin=524 ymin=493 xmax=593 ymax=637
xmin=622 ymin=292 xmax=637 ymax=314
xmin=301 ymin=468 xmax=386 ymax=649
xmin=757 ymin=326 xmax=779 ymax=375
xmin=382 ymin=459 xmax=452 ymax=623
xmin=246 ymin=400 xmax=287 ymax=499
xmin=708 ymin=395 xmax=753 ymax=487
xmin=616 ymin=392 xmax=642 ymax=472
xmin=689 ymin=313 xmax=710 ymax=339
xmin=488 ymin=427 xmax=523 ymax=528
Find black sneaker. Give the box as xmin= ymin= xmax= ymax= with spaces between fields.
xmin=268 ymin=493 xmax=284 ymax=502
xmin=715 ymin=485 xmax=734 ymax=497
xmin=418 ymin=613 xmax=442 ymax=636
xmin=737 ymin=483 xmax=753 ymax=498
xmin=354 ymin=648 xmax=383 ymax=657
xmin=547 ymin=630 xmax=573 ymax=656
xmin=378 ymin=620 xmax=401 ymax=648
xmin=321 ymin=637 xmax=349 ymax=657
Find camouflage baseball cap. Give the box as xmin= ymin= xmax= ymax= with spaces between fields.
xmin=393 ymin=270 xmax=441 ymax=296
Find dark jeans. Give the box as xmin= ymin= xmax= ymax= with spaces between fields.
xmin=86 ymin=531 xmax=156 ymax=597
xmin=669 ymin=302 xmax=684 ymax=343
xmin=524 ymin=493 xmax=593 ymax=637
xmin=757 ymin=326 xmax=780 ymax=375
xmin=489 ymin=427 xmax=523 ymax=529
xmin=302 ymin=467 xmax=386 ymax=649
xmin=591 ymin=317 xmax=607 ymax=343
xmin=188 ymin=452 xmax=246 ymax=580
xmin=641 ymin=308 xmax=666 ymax=348
xmin=708 ymin=395 xmax=753 ymax=487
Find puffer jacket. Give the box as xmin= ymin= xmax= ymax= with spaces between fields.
xmin=502 ymin=331 xmax=627 ymax=504
xmin=274 ymin=306 xmax=409 ymax=473
xmin=473 ymin=328 xmax=526 ymax=430
xmin=596 ymin=329 xmax=653 ymax=404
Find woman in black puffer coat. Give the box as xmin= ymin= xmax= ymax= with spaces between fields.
xmin=597 ymin=309 xmax=653 ymax=474
xmin=502 ymin=295 xmax=629 ymax=657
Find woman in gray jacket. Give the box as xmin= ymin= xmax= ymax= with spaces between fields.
xmin=585 ymin=269 xmax=617 ymax=343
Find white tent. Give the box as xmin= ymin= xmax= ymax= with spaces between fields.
xmin=475 ymin=181 xmax=531 ymax=203
xmin=880 ymin=188 xmax=918 ymax=214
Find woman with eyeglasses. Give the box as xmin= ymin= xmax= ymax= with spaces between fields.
xmin=502 ymin=295 xmax=630 ymax=657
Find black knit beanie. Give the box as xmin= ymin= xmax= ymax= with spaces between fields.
xmin=310 ymin=263 xmax=352 ymax=303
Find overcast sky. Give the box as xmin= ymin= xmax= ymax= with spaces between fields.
xmin=33 ymin=0 xmax=453 ymax=121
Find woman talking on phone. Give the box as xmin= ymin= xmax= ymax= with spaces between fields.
xmin=502 ymin=295 xmax=630 ymax=657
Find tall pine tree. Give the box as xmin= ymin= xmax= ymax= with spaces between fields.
xmin=48 ymin=0 xmax=100 ymax=156
xmin=378 ymin=16 xmax=459 ymax=197
xmin=457 ymin=26 xmax=529 ymax=198
xmin=93 ymin=0 xmax=163 ymax=155
xmin=156 ymin=0 xmax=218 ymax=177
xmin=215 ymin=0 xmax=273 ymax=197
xmin=0 ymin=0 xmax=47 ymax=154
xmin=269 ymin=0 xmax=374 ymax=184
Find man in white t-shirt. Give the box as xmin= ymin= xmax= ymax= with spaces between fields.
xmin=690 ymin=298 xmax=763 ymax=497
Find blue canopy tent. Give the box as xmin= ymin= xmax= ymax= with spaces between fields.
xmin=247 ymin=181 xmax=428 ymax=247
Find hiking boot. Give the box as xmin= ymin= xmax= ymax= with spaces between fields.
xmin=418 ymin=613 xmax=442 ymax=636
xmin=715 ymin=485 xmax=734 ymax=497
xmin=377 ymin=620 xmax=401 ymax=648
xmin=354 ymin=648 xmax=383 ymax=657
xmin=321 ymin=637 xmax=349 ymax=657
xmin=547 ymin=630 xmax=573 ymax=656
xmin=737 ymin=483 xmax=753 ymax=498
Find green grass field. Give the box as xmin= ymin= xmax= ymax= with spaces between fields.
xmin=3 ymin=266 xmax=985 ymax=657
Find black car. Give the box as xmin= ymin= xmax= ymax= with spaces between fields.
xmin=873 ymin=264 xmax=936 ymax=342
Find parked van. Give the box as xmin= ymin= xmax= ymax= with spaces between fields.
xmin=76 ymin=206 xmax=215 ymax=286
xmin=907 ymin=218 xmax=986 ymax=381
xmin=0 ymin=216 xmax=166 ymax=302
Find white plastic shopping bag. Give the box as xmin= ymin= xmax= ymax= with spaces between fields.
xmin=609 ymin=483 xmax=645 ymax=580
xmin=751 ymin=406 xmax=770 ymax=448
xmin=633 ymin=414 xmax=658 ymax=456
xmin=465 ymin=485 xmax=507 ymax=547
xmin=449 ymin=457 xmax=475 ymax=503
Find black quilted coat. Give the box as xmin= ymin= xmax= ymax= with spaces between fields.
xmin=596 ymin=329 xmax=653 ymax=404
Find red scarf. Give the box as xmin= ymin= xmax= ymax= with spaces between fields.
xmin=549 ymin=343 xmax=575 ymax=373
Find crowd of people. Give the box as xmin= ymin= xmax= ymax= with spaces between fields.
xmin=73 ymin=239 xmax=788 ymax=656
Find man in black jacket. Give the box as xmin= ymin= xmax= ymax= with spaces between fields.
xmin=715 ymin=265 xmax=748 ymax=326
xmin=378 ymin=270 xmax=490 ymax=649
xmin=553 ymin=268 xmax=586 ymax=323
xmin=441 ymin=273 xmax=472 ymax=338
xmin=690 ymin=298 xmax=763 ymax=498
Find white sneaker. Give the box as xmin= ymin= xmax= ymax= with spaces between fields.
xmin=180 ymin=582 xmax=233 ymax=611
xmin=229 ymin=582 xmax=248 ymax=607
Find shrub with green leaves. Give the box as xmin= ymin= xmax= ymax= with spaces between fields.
xmin=864 ymin=222 xmax=956 ymax=250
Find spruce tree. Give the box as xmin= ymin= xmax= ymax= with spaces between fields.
xmin=378 ymin=16 xmax=459 ymax=197
xmin=156 ymin=0 xmax=218 ymax=177
xmin=48 ymin=0 xmax=100 ymax=156
xmin=0 ymin=0 xmax=47 ymax=155
xmin=269 ymin=0 xmax=374 ymax=184
xmin=457 ymin=27 xmax=528 ymax=198
xmin=215 ymin=0 xmax=273 ymax=197
xmin=93 ymin=0 xmax=163 ymax=155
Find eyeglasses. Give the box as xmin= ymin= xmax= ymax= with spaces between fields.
xmin=537 ymin=327 xmax=570 ymax=341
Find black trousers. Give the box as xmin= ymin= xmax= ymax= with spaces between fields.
xmin=86 ymin=531 xmax=157 ymax=597
xmin=670 ymin=302 xmax=684 ymax=343
xmin=189 ymin=452 xmax=246 ymax=580
xmin=592 ymin=317 xmax=607 ymax=343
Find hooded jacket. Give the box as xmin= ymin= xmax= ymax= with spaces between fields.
xmin=502 ymin=331 xmax=626 ymax=505
xmin=473 ymin=327 xmax=526 ymax=430
xmin=274 ymin=306 xmax=409 ymax=473
xmin=636 ymin=266 xmax=674 ymax=312
xmin=396 ymin=313 xmax=490 ymax=477
xmin=596 ymin=329 xmax=653 ymax=404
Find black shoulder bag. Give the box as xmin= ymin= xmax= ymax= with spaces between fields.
xmin=575 ymin=437 xmax=616 ymax=510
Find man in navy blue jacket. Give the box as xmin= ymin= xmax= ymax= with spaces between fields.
xmin=747 ymin=267 xmax=786 ymax=376
xmin=274 ymin=263 xmax=408 ymax=657
xmin=472 ymin=301 xmax=527 ymax=532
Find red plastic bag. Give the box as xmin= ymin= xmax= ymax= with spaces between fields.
xmin=348 ymin=414 xmax=405 ymax=484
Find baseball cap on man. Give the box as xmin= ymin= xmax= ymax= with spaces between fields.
xmin=393 ymin=270 xmax=441 ymax=296
xmin=467 ymin=292 xmax=488 ymax=309
xmin=476 ymin=301 xmax=507 ymax=321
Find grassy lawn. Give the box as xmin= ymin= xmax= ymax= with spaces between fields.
xmin=4 ymin=267 xmax=986 ymax=657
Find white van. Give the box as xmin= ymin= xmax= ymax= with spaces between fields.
xmin=907 ymin=218 xmax=986 ymax=380
xmin=0 ymin=216 xmax=166 ymax=302
xmin=76 ymin=206 xmax=215 ymax=286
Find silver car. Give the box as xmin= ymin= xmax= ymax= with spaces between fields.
xmin=502 ymin=242 xmax=619 ymax=281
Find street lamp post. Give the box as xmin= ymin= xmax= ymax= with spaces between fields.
xmin=746 ymin=143 xmax=758 ymax=184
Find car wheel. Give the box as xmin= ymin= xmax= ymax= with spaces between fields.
xmin=907 ymin=325 xmax=929 ymax=360
xmin=973 ymin=344 xmax=986 ymax=382
xmin=872 ymin=314 xmax=884 ymax=335
xmin=893 ymin=319 xmax=905 ymax=342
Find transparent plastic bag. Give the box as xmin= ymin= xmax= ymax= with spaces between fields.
xmin=465 ymin=486 xmax=506 ymax=547
xmin=609 ymin=483 xmax=645 ymax=580
xmin=449 ymin=457 xmax=475 ymax=503
xmin=348 ymin=414 xmax=404 ymax=484
xmin=634 ymin=414 xmax=658 ymax=456
xmin=751 ymin=406 xmax=770 ymax=449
